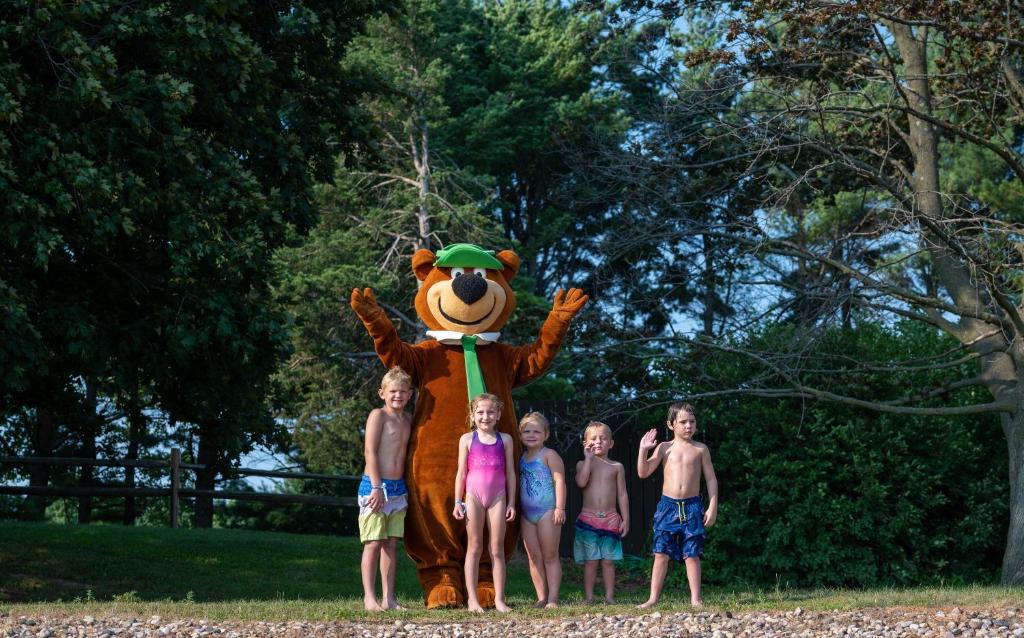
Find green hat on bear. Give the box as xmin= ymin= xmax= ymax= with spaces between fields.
xmin=434 ymin=243 xmax=503 ymax=270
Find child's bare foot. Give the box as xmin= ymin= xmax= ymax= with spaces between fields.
xmin=495 ymin=601 xmax=511 ymax=613
xmin=583 ymin=597 xmax=595 ymax=605
xmin=364 ymin=598 xmax=384 ymax=612
xmin=386 ymin=601 xmax=407 ymax=611
xmin=691 ymin=599 xmax=704 ymax=608
xmin=467 ymin=603 xmax=485 ymax=614
xmin=545 ymin=602 xmax=559 ymax=609
xmin=532 ymin=599 xmax=547 ymax=608
xmin=605 ymin=597 xmax=616 ymax=605
xmin=637 ymin=599 xmax=658 ymax=609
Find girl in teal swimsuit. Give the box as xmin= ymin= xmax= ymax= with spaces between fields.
xmin=453 ymin=393 xmax=517 ymax=613
xmin=518 ymin=412 xmax=567 ymax=608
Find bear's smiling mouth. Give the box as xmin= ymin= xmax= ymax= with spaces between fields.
xmin=437 ymin=296 xmax=497 ymax=327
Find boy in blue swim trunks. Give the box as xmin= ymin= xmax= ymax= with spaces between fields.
xmin=359 ymin=366 xmax=413 ymax=611
xmin=636 ymin=402 xmax=718 ymax=608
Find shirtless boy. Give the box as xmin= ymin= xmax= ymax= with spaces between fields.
xmin=574 ymin=421 xmax=629 ymax=604
xmin=637 ymin=402 xmax=718 ymax=607
xmin=359 ymin=366 xmax=413 ymax=611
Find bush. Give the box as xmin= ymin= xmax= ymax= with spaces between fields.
xmin=686 ymin=321 xmax=1008 ymax=587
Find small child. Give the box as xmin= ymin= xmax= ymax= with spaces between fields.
xmin=518 ymin=412 xmax=567 ymax=608
xmin=637 ymin=402 xmax=718 ymax=608
xmin=453 ymin=393 xmax=517 ymax=613
xmin=574 ymin=421 xmax=629 ymax=604
xmin=358 ymin=366 xmax=414 ymax=611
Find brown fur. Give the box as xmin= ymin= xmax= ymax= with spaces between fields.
xmin=351 ymin=248 xmax=587 ymax=608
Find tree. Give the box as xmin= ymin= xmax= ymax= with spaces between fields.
xmin=1 ymin=0 xmax=391 ymax=523
xmin=603 ymin=1 xmax=1024 ymax=583
xmin=273 ymin=0 xmax=648 ymax=473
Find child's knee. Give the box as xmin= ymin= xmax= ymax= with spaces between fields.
xmin=488 ymin=542 xmax=505 ymax=561
xmin=600 ymin=559 xmax=615 ymax=569
xmin=540 ymin=546 xmax=559 ymax=563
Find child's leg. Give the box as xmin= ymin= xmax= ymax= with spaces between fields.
xmin=536 ymin=513 xmax=562 ymax=607
xmin=638 ymin=553 xmax=670 ymax=608
xmin=360 ymin=540 xmax=384 ymax=611
xmin=520 ymin=519 xmax=547 ymax=605
xmin=685 ymin=556 xmax=702 ymax=606
xmin=582 ymin=560 xmax=598 ymax=603
xmin=464 ymin=497 xmax=487 ymax=612
xmin=380 ymin=537 xmax=404 ymax=609
xmin=600 ymin=559 xmax=616 ymax=603
xmin=485 ymin=498 xmax=510 ymax=612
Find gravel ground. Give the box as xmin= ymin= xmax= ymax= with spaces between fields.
xmin=2 ymin=607 xmax=1021 ymax=638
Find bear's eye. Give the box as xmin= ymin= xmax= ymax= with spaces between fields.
xmin=450 ymin=267 xmax=466 ymax=277
xmin=472 ymin=268 xmax=486 ymax=278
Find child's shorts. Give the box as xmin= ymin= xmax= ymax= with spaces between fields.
xmin=573 ymin=509 xmax=623 ymax=563
xmin=357 ymin=476 xmax=408 ymax=543
xmin=652 ymin=494 xmax=705 ymax=561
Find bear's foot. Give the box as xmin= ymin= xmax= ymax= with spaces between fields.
xmin=476 ymin=582 xmax=496 ymax=609
xmin=425 ymin=574 xmax=465 ymax=610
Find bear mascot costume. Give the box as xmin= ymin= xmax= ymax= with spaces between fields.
xmin=350 ymin=243 xmax=587 ymax=608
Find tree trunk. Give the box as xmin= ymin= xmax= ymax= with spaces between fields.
xmin=193 ymin=422 xmax=219 ymax=528
xmin=78 ymin=380 xmax=99 ymax=524
xmin=702 ymin=233 xmax=715 ymax=337
xmin=1002 ymin=408 xmax=1024 ymax=585
xmin=892 ymin=21 xmax=1024 ymax=585
xmin=123 ymin=404 xmax=144 ymax=525
xmin=27 ymin=408 xmax=56 ymax=518
xmin=412 ymin=114 xmax=432 ymax=251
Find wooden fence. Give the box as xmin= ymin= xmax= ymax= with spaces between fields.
xmin=1 ymin=422 xmax=679 ymax=556
xmin=0 ymin=450 xmax=357 ymax=528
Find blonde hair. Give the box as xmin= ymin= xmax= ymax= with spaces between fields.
xmin=518 ymin=411 xmax=550 ymax=436
xmin=380 ymin=366 xmax=412 ymax=390
xmin=583 ymin=421 xmax=612 ymax=441
xmin=468 ymin=393 xmax=504 ymax=430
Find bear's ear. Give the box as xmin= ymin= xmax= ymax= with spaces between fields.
xmin=412 ymin=249 xmax=436 ymax=281
xmin=496 ymin=250 xmax=520 ymax=282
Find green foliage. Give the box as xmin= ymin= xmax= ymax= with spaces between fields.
xmin=0 ymin=0 xmax=391 ymax=491
xmin=272 ymin=0 xmax=644 ymax=471
xmin=684 ymin=322 xmax=1008 ymax=587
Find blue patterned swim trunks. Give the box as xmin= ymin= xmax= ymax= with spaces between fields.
xmin=652 ymin=494 xmax=705 ymax=561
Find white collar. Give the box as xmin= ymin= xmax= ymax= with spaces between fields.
xmin=425 ymin=330 xmax=502 ymax=345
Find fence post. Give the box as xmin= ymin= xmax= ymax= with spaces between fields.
xmin=170 ymin=448 xmax=181 ymax=529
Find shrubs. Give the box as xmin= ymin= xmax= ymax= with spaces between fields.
xmin=690 ymin=322 xmax=1008 ymax=587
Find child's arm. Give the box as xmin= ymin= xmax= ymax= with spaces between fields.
xmin=616 ymin=464 xmax=630 ymax=538
xmin=452 ymin=433 xmax=470 ymax=520
xmin=575 ymin=442 xmax=594 ymax=488
xmin=702 ymin=446 xmax=719 ymax=527
xmin=636 ymin=429 xmax=663 ymax=479
xmin=363 ymin=410 xmax=386 ymax=512
xmin=546 ymin=450 xmax=567 ymax=525
xmin=502 ymin=433 xmax=517 ymax=521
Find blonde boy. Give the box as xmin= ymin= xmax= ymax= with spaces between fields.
xmin=637 ymin=402 xmax=718 ymax=608
xmin=574 ymin=421 xmax=629 ymax=604
xmin=359 ymin=366 xmax=413 ymax=611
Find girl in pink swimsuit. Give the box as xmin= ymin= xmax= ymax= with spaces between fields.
xmin=453 ymin=393 xmax=517 ymax=613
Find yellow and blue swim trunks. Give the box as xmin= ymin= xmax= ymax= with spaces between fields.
xmin=357 ymin=475 xmax=408 ymax=543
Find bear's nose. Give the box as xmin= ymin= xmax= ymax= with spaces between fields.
xmin=451 ymin=273 xmax=488 ymax=305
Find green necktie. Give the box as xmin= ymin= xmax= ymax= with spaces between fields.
xmin=461 ymin=335 xmax=487 ymax=402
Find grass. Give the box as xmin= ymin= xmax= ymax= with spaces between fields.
xmin=1 ymin=521 xmax=1021 ymax=621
